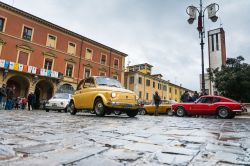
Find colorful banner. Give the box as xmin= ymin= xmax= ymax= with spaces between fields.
xmin=0 ymin=58 xmax=62 ymax=79
xmin=13 ymin=63 xmax=19 ymax=71
xmin=18 ymin=64 xmax=23 ymax=71
xmin=0 ymin=59 xmax=5 ymax=68
xmin=4 ymin=60 xmax=10 ymax=69
xmin=9 ymin=62 xmax=14 ymax=70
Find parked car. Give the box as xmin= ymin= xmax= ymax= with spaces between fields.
xmin=66 ymin=76 xmax=139 ymax=117
xmin=45 ymin=93 xmax=71 ymax=112
xmin=171 ymin=95 xmax=247 ymax=119
xmin=140 ymin=99 xmax=177 ymax=115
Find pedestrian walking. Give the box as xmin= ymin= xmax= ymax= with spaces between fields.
xmin=21 ymin=97 xmax=27 ymax=110
xmin=28 ymin=92 xmax=35 ymax=111
xmin=0 ymin=84 xmax=7 ymax=109
xmin=153 ymin=91 xmax=161 ymax=116
xmin=5 ymin=87 xmax=14 ymax=110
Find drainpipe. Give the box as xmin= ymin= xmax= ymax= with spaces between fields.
xmin=109 ymin=49 xmax=112 ymax=77
xmin=77 ymin=37 xmax=84 ymax=84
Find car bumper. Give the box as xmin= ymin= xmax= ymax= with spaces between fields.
xmin=232 ymin=109 xmax=244 ymax=112
xmin=45 ymin=106 xmax=66 ymax=110
xmin=106 ymin=102 xmax=139 ymax=110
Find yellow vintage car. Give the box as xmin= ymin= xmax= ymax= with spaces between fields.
xmin=140 ymin=99 xmax=177 ymax=115
xmin=67 ymin=76 xmax=139 ymax=117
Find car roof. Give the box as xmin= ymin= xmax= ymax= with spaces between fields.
xmin=201 ymin=95 xmax=237 ymax=102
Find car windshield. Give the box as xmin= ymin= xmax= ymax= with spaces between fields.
xmin=52 ymin=93 xmax=69 ymax=99
xmin=95 ymin=77 xmax=123 ymax=88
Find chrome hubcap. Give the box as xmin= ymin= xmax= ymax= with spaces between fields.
xmin=219 ymin=109 xmax=228 ymax=118
xmin=95 ymin=102 xmax=103 ymax=114
xmin=177 ymin=109 xmax=184 ymax=116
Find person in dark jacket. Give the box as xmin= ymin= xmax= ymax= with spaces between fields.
xmin=0 ymin=84 xmax=7 ymax=109
xmin=180 ymin=91 xmax=191 ymax=103
xmin=192 ymin=91 xmax=199 ymax=102
xmin=28 ymin=92 xmax=36 ymax=111
xmin=153 ymin=91 xmax=161 ymax=116
xmin=5 ymin=87 xmax=14 ymax=110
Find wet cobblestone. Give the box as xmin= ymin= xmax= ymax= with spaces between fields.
xmin=0 ymin=110 xmax=250 ymax=165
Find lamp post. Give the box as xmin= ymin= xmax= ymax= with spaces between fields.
xmin=186 ymin=0 xmax=219 ymax=93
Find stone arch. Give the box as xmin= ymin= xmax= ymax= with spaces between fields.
xmin=57 ymin=83 xmax=75 ymax=94
xmin=6 ymin=74 xmax=30 ymax=97
xmin=34 ymin=79 xmax=54 ymax=109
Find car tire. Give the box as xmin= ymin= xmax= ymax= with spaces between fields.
xmin=64 ymin=106 xmax=68 ymax=113
xmin=140 ymin=108 xmax=147 ymax=115
xmin=94 ymin=98 xmax=106 ymax=117
xmin=167 ymin=109 xmax=174 ymax=116
xmin=126 ymin=109 xmax=138 ymax=117
xmin=176 ymin=107 xmax=186 ymax=117
xmin=90 ymin=109 xmax=95 ymax=114
xmin=67 ymin=101 xmax=77 ymax=115
xmin=114 ymin=110 xmax=122 ymax=115
xmin=46 ymin=109 xmax=49 ymax=112
xmin=218 ymin=107 xmax=230 ymax=119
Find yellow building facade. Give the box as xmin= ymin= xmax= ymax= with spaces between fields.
xmin=125 ymin=63 xmax=193 ymax=103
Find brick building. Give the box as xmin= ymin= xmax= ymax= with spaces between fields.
xmin=0 ymin=2 xmax=127 ymax=108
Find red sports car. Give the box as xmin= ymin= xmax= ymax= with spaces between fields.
xmin=171 ymin=95 xmax=247 ymax=119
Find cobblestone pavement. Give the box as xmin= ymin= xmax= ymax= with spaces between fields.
xmin=0 ymin=110 xmax=250 ymax=166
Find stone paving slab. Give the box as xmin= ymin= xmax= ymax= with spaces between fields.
xmin=0 ymin=110 xmax=250 ymax=165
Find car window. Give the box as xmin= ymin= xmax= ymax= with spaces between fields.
xmin=76 ymin=79 xmax=84 ymax=90
xmin=212 ymin=97 xmax=221 ymax=103
xmin=198 ymin=97 xmax=213 ymax=103
xmin=53 ymin=93 xmax=69 ymax=99
xmin=95 ymin=77 xmax=123 ymax=88
xmin=83 ymin=78 xmax=95 ymax=88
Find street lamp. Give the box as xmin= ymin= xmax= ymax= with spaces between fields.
xmin=186 ymin=0 xmax=219 ymax=93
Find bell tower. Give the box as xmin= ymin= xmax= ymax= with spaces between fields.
xmin=207 ymin=28 xmax=226 ymax=94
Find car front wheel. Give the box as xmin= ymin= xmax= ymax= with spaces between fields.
xmin=167 ymin=109 xmax=174 ymax=116
xmin=176 ymin=107 xmax=186 ymax=117
xmin=114 ymin=110 xmax=122 ymax=115
xmin=140 ymin=108 xmax=147 ymax=115
xmin=218 ymin=107 xmax=230 ymax=119
xmin=67 ymin=101 xmax=77 ymax=115
xmin=94 ymin=98 xmax=105 ymax=117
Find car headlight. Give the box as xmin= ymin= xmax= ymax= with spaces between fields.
xmin=111 ymin=92 xmax=116 ymax=98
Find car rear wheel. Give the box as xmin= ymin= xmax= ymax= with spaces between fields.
xmin=94 ymin=98 xmax=105 ymax=117
xmin=67 ymin=101 xmax=77 ymax=115
xmin=114 ymin=110 xmax=122 ymax=115
xmin=167 ymin=109 xmax=174 ymax=116
xmin=218 ymin=107 xmax=230 ymax=119
xmin=90 ymin=109 xmax=95 ymax=114
xmin=126 ymin=109 xmax=138 ymax=117
xmin=176 ymin=107 xmax=186 ymax=117
xmin=140 ymin=108 xmax=147 ymax=115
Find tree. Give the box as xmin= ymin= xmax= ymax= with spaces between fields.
xmin=208 ymin=56 xmax=250 ymax=102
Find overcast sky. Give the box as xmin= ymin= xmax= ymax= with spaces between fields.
xmin=2 ymin=0 xmax=250 ymax=91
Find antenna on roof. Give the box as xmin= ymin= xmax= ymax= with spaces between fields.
xmin=12 ymin=0 xmax=15 ymax=6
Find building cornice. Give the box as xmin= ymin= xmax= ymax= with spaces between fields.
xmin=0 ymin=1 xmax=128 ymax=57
